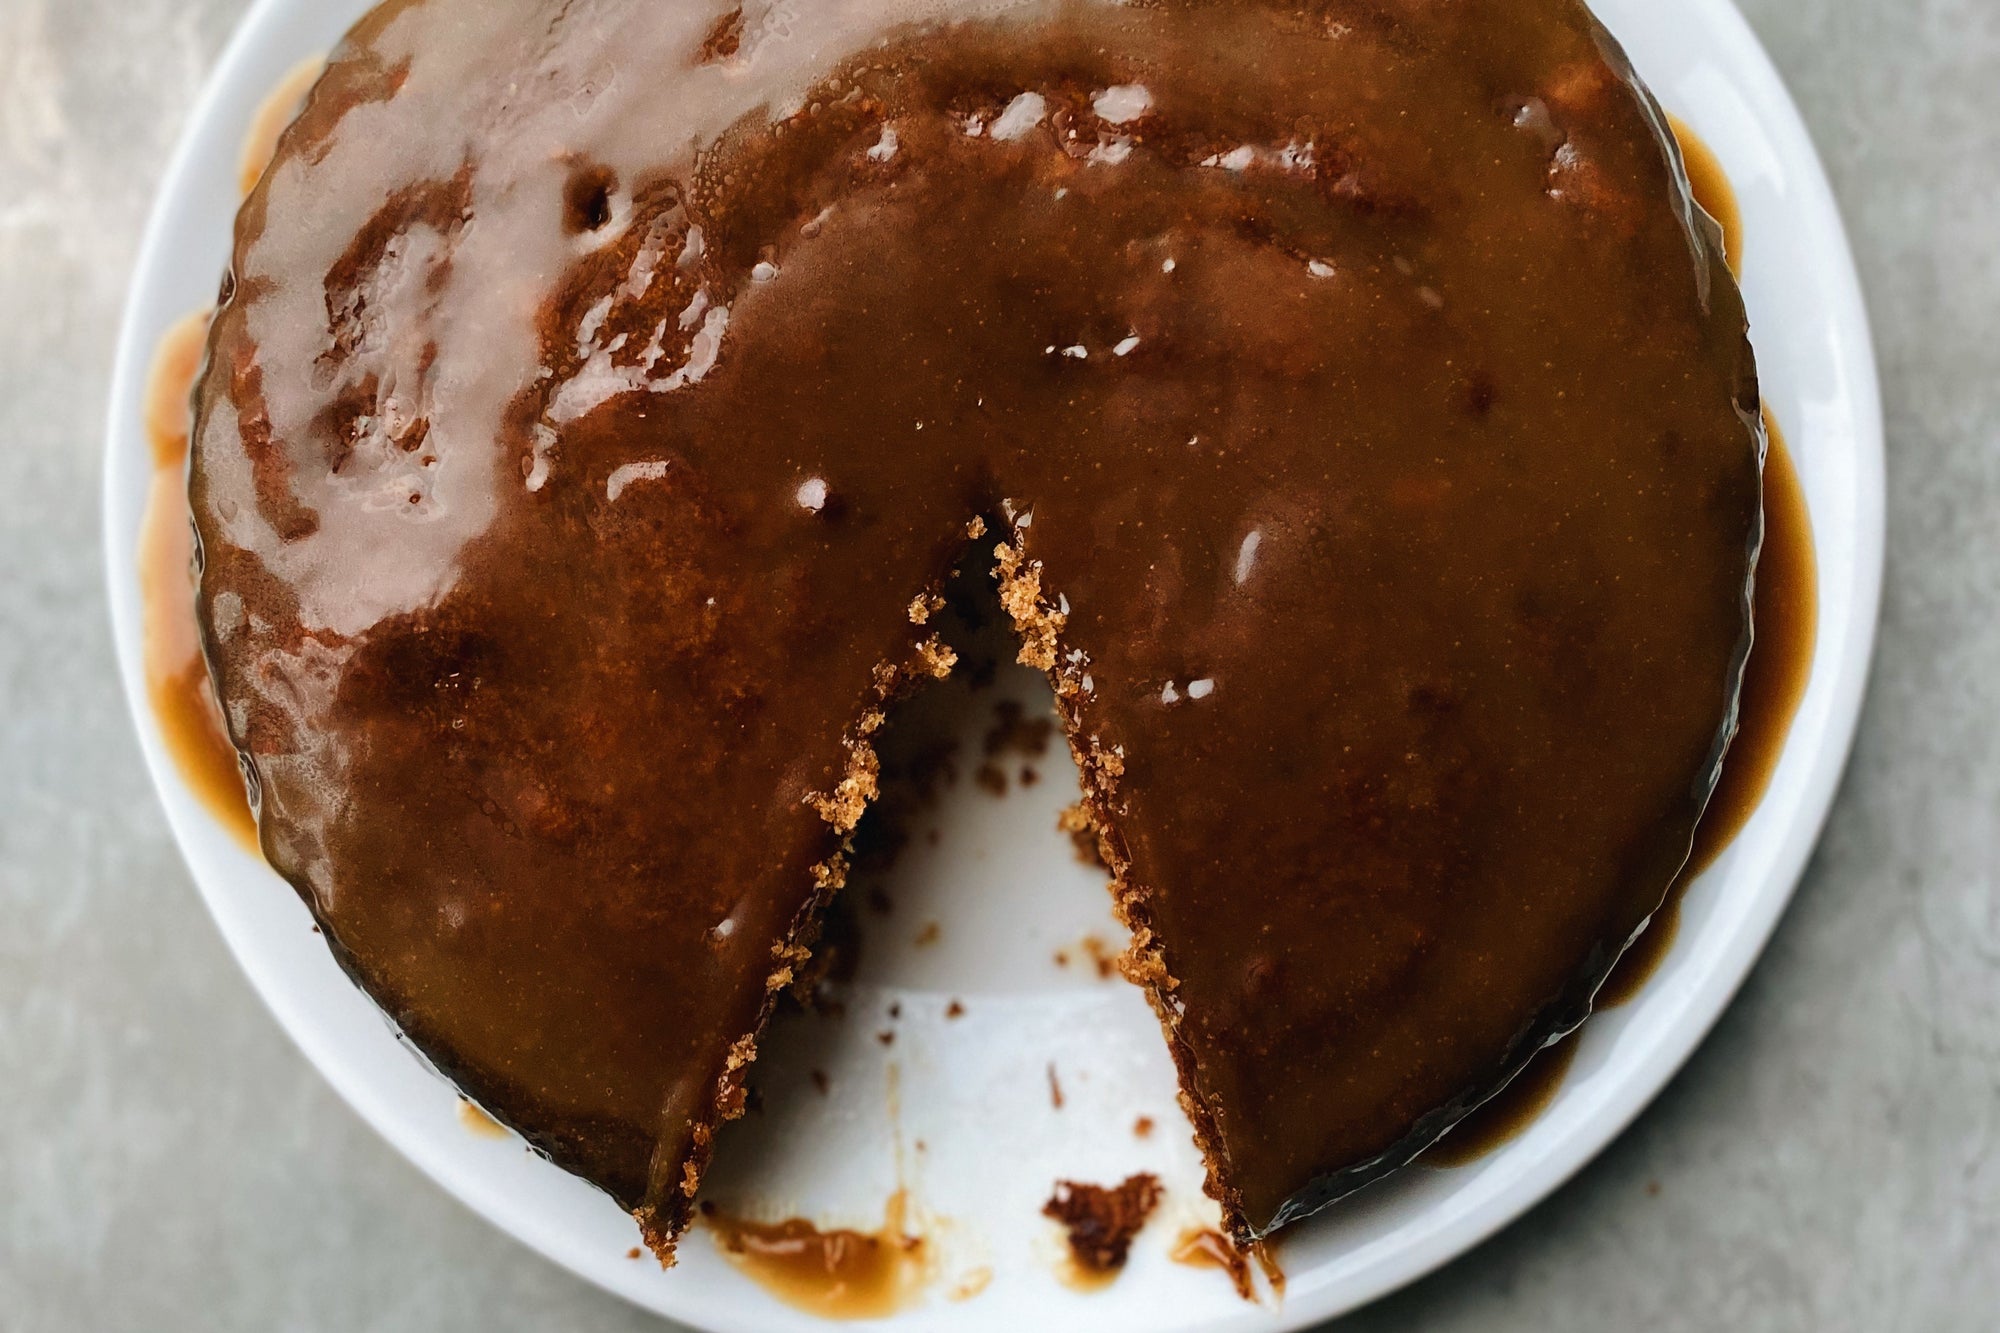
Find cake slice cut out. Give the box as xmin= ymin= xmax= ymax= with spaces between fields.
xmin=189 ymin=0 xmax=1760 ymax=1261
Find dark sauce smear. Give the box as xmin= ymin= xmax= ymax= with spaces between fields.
xmin=1044 ymin=1173 xmax=1162 ymax=1288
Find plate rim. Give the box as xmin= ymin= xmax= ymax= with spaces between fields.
xmin=101 ymin=0 xmax=1886 ymax=1326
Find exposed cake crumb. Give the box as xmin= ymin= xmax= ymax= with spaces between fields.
xmin=1134 ymin=1115 xmax=1154 ymax=1139
xmin=1080 ymin=934 xmax=1119 ymax=980
xmin=916 ymin=634 xmax=958 ymax=679
xmin=807 ymin=740 xmax=881 ymax=833
xmin=1047 ymin=1062 xmax=1065 ymax=1109
xmin=1042 ymin=1174 xmax=1163 ymax=1274
xmin=627 ymin=1246 xmax=643 ymax=1260
xmin=992 ymin=541 xmax=1066 ymax=670
xmin=1058 ymin=802 xmax=1108 ymax=868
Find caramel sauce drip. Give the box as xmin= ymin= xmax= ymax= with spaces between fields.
xmin=457 ymin=1100 xmax=510 ymax=1138
xmin=705 ymin=1191 xmax=927 ymax=1319
xmin=1172 ymin=1227 xmax=1253 ymax=1300
xmin=137 ymin=58 xmax=329 ymax=853
xmin=1412 ymin=405 xmax=1814 ymax=1154
xmin=138 ymin=309 xmax=257 ymax=851
xmin=1423 ymin=131 xmax=1813 ymax=1154
xmin=1669 ymin=116 xmax=1743 ymax=275
xmin=1169 ymin=1227 xmax=1283 ymax=1303
xmin=238 ymin=57 xmax=325 ymax=197
xmin=1421 ymin=1029 xmax=1583 ymax=1167
xmin=1599 ymin=409 xmax=1818 ymax=1007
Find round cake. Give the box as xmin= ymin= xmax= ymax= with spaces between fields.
xmin=189 ymin=0 xmax=1761 ymax=1259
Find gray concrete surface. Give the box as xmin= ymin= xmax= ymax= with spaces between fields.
xmin=2 ymin=0 xmax=1995 ymax=1328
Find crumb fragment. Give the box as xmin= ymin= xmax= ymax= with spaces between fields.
xmin=916 ymin=634 xmax=957 ymax=679
xmin=992 ymin=540 xmax=1066 ymax=670
xmin=1133 ymin=1115 xmax=1154 ymax=1138
xmin=945 ymin=999 xmax=965 ymax=1018
xmin=807 ymin=740 xmax=880 ymax=833
xmin=1047 ymin=1062 xmax=1065 ymax=1109
xmin=1043 ymin=1174 xmax=1163 ymax=1275
xmin=810 ymin=1068 xmax=830 ymax=1095
xmin=1058 ymin=802 xmax=1108 ymax=868
xmin=627 ymin=1247 xmax=643 ymax=1260
xmin=1080 ymin=934 xmax=1119 ymax=980
xmin=973 ymin=761 xmax=1008 ymax=795
xmin=914 ymin=920 xmax=941 ymax=946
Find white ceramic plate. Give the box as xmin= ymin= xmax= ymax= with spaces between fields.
xmin=104 ymin=1 xmax=1883 ymax=1327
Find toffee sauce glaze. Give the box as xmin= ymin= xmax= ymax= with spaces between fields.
xmin=184 ymin=0 xmax=1764 ymax=1250
xmin=1422 ymin=120 xmax=1818 ymax=1164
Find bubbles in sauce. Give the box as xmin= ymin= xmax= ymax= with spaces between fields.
xmin=703 ymin=1191 xmax=929 ymax=1319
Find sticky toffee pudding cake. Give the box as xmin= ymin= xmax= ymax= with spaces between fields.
xmin=189 ymin=0 xmax=1761 ymax=1259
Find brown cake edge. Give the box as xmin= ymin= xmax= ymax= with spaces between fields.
xmin=632 ymin=564 xmax=966 ymax=1265
xmin=987 ymin=532 xmax=1258 ymax=1244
